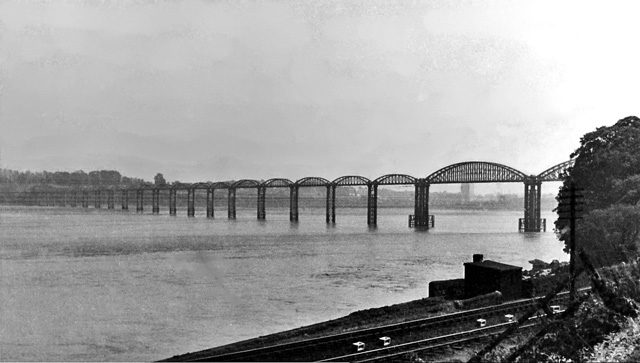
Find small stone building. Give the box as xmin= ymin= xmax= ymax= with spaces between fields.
xmin=464 ymin=254 xmax=522 ymax=300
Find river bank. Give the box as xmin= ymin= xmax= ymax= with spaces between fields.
xmin=164 ymin=258 xmax=590 ymax=361
xmin=164 ymin=295 xmax=462 ymax=361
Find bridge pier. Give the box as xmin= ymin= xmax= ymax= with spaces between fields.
xmin=367 ymin=183 xmax=377 ymax=226
xmin=187 ymin=189 xmax=195 ymax=217
xmin=257 ymin=186 xmax=266 ymax=220
xmin=412 ymin=179 xmax=432 ymax=229
xmin=136 ymin=189 xmax=143 ymax=213
xmin=70 ymin=191 xmax=77 ymax=207
xmin=169 ymin=189 xmax=177 ymax=216
xmin=521 ymin=177 xmax=544 ymax=232
xmin=107 ymin=190 xmax=114 ymax=209
xmin=122 ymin=190 xmax=128 ymax=210
xmin=228 ymin=188 xmax=236 ymax=219
xmin=94 ymin=190 xmax=101 ymax=209
xmin=206 ymin=189 xmax=214 ymax=218
xmin=152 ymin=189 xmax=160 ymax=214
xmin=326 ymin=185 xmax=336 ymax=223
xmin=289 ymin=185 xmax=299 ymax=222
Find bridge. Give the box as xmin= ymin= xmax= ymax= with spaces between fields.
xmin=17 ymin=160 xmax=573 ymax=232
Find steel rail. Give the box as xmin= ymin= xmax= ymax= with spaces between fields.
xmin=325 ymin=321 xmax=540 ymax=363
xmin=174 ymin=289 xmax=588 ymax=362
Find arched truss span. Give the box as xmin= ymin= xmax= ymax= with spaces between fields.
xmin=427 ymin=161 xmax=527 ymax=184
xmin=231 ymin=179 xmax=261 ymax=189
xmin=374 ymin=174 xmax=417 ymax=185
xmin=262 ymin=178 xmax=293 ymax=188
xmin=537 ymin=159 xmax=574 ymax=182
xmin=332 ymin=175 xmax=371 ymax=186
xmin=295 ymin=177 xmax=330 ymax=187
xmin=170 ymin=183 xmax=191 ymax=191
xmin=211 ymin=182 xmax=231 ymax=189
xmin=189 ymin=182 xmax=211 ymax=190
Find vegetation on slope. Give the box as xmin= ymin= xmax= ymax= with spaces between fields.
xmin=555 ymin=115 xmax=640 ymax=266
xmin=476 ymin=116 xmax=640 ymax=362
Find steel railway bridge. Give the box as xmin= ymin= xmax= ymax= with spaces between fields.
xmin=20 ymin=160 xmax=573 ymax=232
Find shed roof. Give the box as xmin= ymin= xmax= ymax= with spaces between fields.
xmin=464 ymin=260 xmax=522 ymax=271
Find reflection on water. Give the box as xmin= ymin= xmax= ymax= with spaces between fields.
xmin=0 ymin=206 xmax=566 ymax=361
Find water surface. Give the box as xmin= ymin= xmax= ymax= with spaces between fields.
xmin=0 ymin=206 xmax=566 ymax=361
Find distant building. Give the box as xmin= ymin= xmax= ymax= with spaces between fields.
xmin=464 ymin=254 xmax=522 ymax=300
xmin=461 ymin=183 xmax=474 ymax=202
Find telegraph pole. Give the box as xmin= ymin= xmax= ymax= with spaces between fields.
xmin=558 ymin=181 xmax=583 ymax=302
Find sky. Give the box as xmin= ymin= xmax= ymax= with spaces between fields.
xmin=1 ymin=0 xmax=639 ymax=190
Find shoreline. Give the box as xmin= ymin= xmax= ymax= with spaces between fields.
xmin=164 ymin=262 xmax=583 ymax=361
xmin=164 ymin=295 xmax=459 ymax=361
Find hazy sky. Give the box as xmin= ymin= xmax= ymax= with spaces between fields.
xmin=1 ymin=0 xmax=639 ymax=186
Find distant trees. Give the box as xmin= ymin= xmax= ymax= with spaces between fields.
xmin=556 ymin=115 xmax=640 ymax=266
xmin=88 ymin=170 xmax=121 ymax=186
xmin=0 ymin=168 xmax=146 ymax=188
xmin=154 ymin=173 xmax=167 ymax=186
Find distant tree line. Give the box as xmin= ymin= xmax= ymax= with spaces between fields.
xmin=0 ymin=169 xmax=148 ymax=188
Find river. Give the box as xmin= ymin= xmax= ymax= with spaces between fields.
xmin=0 ymin=205 xmax=566 ymax=361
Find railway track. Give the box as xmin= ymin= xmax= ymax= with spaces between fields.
xmin=171 ymin=288 xmax=588 ymax=362
xmin=321 ymin=321 xmax=535 ymax=362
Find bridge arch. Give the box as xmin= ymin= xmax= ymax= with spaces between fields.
xmin=537 ymin=160 xmax=574 ymax=182
xmin=289 ymin=177 xmax=330 ymax=223
xmin=211 ymin=181 xmax=231 ymax=189
xmin=183 ymin=182 xmax=214 ymax=217
xmin=374 ymin=174 xmax=417 ymax=185
xmin=427 ymin=161 xmax=527 ymax=184
xmin=332 ymin=175 xmax=370 ymax=186
xmin=295 ymin=177 xmax=330 ymax=187
xmin=325 ymin=176 xmax=371 ymax=224
xmin=231 ymin=179 xmax=261 ymax=189
xmin=170 ymin=182 xmax=191 ymax=191
xmin=261 ymin=178 xmax=293 ymax=188
xmin=189 ymin=182 xmax=211 ymax=190
xmin=224 ymin=180 xmax=261 ymax=220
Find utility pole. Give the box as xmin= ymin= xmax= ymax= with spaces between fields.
xmin=558 ymin=181 xmax=583 ymax=302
